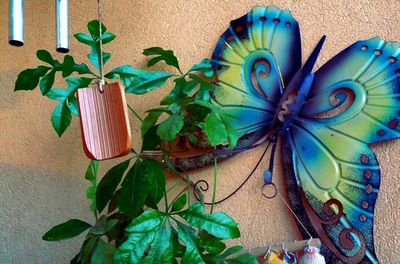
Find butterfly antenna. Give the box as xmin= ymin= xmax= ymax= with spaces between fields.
xmin=302 ymin=35 xmax=326 ymax=75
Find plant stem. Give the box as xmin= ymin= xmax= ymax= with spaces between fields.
xmin=127 ymin=104 xmax=143 ymax=122
xmin=210 ymin=157 xmax=217 ymax=213
xmin=163 ymin=187 xmax=169 ymax=213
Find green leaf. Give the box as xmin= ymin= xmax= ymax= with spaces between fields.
xmin=177 ymin=223 xmax=205 ymax=264
xmin=51 ymin=101 xmax=72 ymax=137
xmin=157 ymin=114 xmax=184 ymax=142
xmin=220 ymin=114 xmax=239 ymax=148
xmin=117 ymin=160 xmax=151 ymax=217
xmin=88 ymin=51 xmax=111 ymax=74
xmin=205 ymin=112 xmax=228 ymax=146
xmin=46 ymin=88 xmax=69 ymax=101
xmin=96 ymin=159 xmax=130 ymax=213
xmin=15 ymin=66 xmax=51 ymax=91
xmin=143 ymin=47 xmax=181 ymax=72
xmin=42 ymin=219 xmax=91 ymax=241
xmin=198 ymin=237 xmax=226 ymax=255
xmin=74 ymin=33 xmax=94 ymax=45
xmin=113 ymin=231 xmax=156 ymax=263
xmin=105 ymin=65 xmax=141 ymax=87
xmin=142 ymin=158 xmax=165 ymax=206
xmin=170 ymin=193 xmax=187 ymax=213
xmin=102 ymin=32 xmax=116 ymax=44
xmin=125 ymin=210 xmax=164 ymax=233
xmin=141 ymin=110 xmax=163 ymax=138
xmin=37 ymin=50 xmax=56 ymax=66
xmin=216 ymin=246 xmax=243 ymax=258
xmin=85 ymin=160 xmax=99 ymax=215
xmin=179 ymin=203 xmax=240 ymax=239
xmin=142 ymin=125 xmax=161 ymax=151
xmin=62 ymin=55 xmax=92 ymax=77
xmin=145 ymin=224 xmax=175 ymax=264
xmin=125 ymin=71 xmax=174 ymax=94
xmin=68 ymin=95 xmax=79 ymax=116
xmin=91 ymin=239 xmax=116 ymax=264
xmin=90 ymin=216 xmax=118 ymax=235
xmin=188 ymin=58 xmax=214 ymax=77
xmin=66 ymin=77 xmax=93 ymax=94
xmin=39 ymin=70 xmax=56 ymax=95
xmin=77 ymin=236 xmax=99 ymax=263
xmin=87 ymin=20 xmax=107 ymax=39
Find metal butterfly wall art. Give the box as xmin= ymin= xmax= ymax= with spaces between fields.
xmin=158 ymin=6 xmax=399 ymax=264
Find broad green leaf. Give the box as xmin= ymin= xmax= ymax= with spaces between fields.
xmin=142 ymin=125 xmax=161 ymax=151
xmin=15 ymin=66 xmax=51 ymax=91
xmin=160 ymin=77 xmax=187 ymax=105
xmin=157 ymin=114 xmax=184 ymax=142
xmin=74 ymin=33 xmax=94 ymax=45
xmin=142 ymin=158 xmax=165 ymax=206
xmin=125 ymin=210 xmax=164 ymax=233
xmin=102 ymin=32 xmax=116 ymax=44
xmin=96 ymin=159 xmax=130 ymax=213
xmin=66 ymin=77 xmax=93 ymax=94
xmin=105 ymin=65 xmax=141 ymax=87
xmin=141 ymin=110 xmax=163 ymax=138
xmin=117 ymin=160 xmax=151 ymax=217
xmin=179 ymin=203 xmax=240 ymax=239
xmin=88 ymin=51 xmax=111 ymax=74
xmin=39 ymin=69 xmax=56 ymax=95
xmin=205 ymin=112 xmax=228 ymax=146
xmin=42 ymin=219 xmax=91 ymax=241
xmin=91 ymin=239 xmax=116 ymax=264
xmin=51 ymin=101 xmax=72 ymax=137
xmin=125 ymin=71 xmax=173 ymax=94
xmin=188 ymin=58 xmax=214 ymax=77
xmin=113 ymin=231 xmax=156 ymax=263
xmin=85 ymin=160 xmax=99 ymax=215
xmin=46 ymin=88 xmax=69 ymax=101
xmin=177 ymin=223 xmax=205 ymax=264
xmin=170 ymin=193 xmax=187 ymax=213
xmin=90 ymin=216 xmax=118 ymax=235
xmin=220 ymin=114 xmax=239 ymax=148
xmin=68 ymin=95 xmax=79 ymax=116
xmin=37 ymin=50 xmax=56 ymax=66
xmin=62 ymin=55 xmax=92 ymax=77
xmin=197 ymin=237 xmax=226 ymax=255
xmin=87 ymin=20 xmax=107 ymax=39
xmin=145 ymin=224 xmax=175 ymax=264
xmin=143 ymin=47 xmax=181 ymax=72
xmin=171 ymin=227 xmax=185 ymax=258
xmin=77 ymin=236 xmax=98 ymax=263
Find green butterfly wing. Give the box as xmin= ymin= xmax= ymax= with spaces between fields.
xmin=285 ymin=37 xmax=399 ymax=263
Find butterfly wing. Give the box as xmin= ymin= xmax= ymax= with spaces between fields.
xmin=172 ymin=6 xmax=302 ymax=170
xmin=284 ymin=37 xmax=400 ymax=263
xmin=211 ymin=6 xmax=301 ymax=138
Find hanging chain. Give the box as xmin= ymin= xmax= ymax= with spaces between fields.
xmin=97 ymin=0 xmax=105 ymax=92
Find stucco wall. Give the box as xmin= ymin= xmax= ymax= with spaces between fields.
xmin=0 ymin=0 xmax=399 ymax=263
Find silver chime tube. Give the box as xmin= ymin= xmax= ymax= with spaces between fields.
xmin=9 ymin=0 xmax=24 ymax=46
xmin=56 ymin=0 xmax=69 ymax=53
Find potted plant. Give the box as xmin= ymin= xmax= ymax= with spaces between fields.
xmin=15 ymin=20 xmax=257 ymax=264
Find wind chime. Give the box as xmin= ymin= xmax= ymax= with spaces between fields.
xmin=10 ymin=0 xmax=131 ymax=160
xmin=10 ymin=0 xmax=70 ymax=52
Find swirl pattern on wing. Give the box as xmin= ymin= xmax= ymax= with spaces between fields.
xmin=301 ymin=37 xmax=400 ymax=143
xmin=211 ymin=6 xmax=301 ymax=138
xmin=286 ymin=37 xmax=399 ymax=263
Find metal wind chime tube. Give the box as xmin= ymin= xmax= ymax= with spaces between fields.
xmin=56 ymin=0 xmax=69 ymax=53
xmin=9 ymin=0 xmax=24 ymax=46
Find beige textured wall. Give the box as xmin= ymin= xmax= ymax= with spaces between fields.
xmin=0 ymin=0 xmax=399 ymax=263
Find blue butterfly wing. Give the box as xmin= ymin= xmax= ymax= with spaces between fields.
xmin=285 ymin=38 xmax=400 ymax=263
xmin=211 ymin=6 xmax=301 ymax=139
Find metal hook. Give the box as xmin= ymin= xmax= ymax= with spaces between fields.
xmin=261 ymin=182 xmax=277 ymax=199
xmin=263 ymin=245 xmax=272 ymax=259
